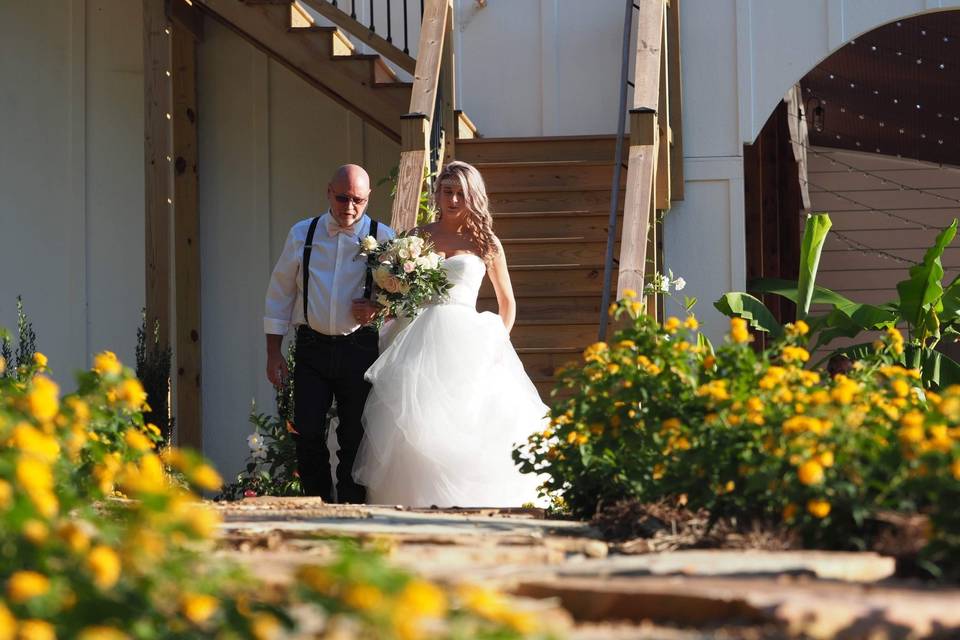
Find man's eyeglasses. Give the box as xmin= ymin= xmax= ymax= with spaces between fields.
xmin=332 ymin=193 xmax=368 ymax=207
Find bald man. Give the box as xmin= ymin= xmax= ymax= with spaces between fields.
xmin=264 ymin=164 xmax=396 ymax=503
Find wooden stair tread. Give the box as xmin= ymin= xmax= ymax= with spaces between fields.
xmin=458 ymin=135 xmax=619 ymax=144
xmin=472 ymin=160 xmax=618 ymax=169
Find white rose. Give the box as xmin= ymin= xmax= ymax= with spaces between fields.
xmin=673 ymin=277 xmax=686 ymax=291
xmin=360 ymin=235 xmax=379 ymax=252
xmin=398 ymin=248 xmax=410 ymax=260
xmin=247 ymin=433 xmax=264 ymax=451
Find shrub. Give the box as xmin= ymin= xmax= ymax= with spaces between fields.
xmin=516 ymin=293 xmax=960 ymax=575
xmin=1 ymin=345 xmax=556 ymax=637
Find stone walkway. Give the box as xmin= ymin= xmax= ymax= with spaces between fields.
xmin=213 ymin=498 xmax=960 ymax=639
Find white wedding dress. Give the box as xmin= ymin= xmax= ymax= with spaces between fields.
xmin=353 ymin=253 xmax=547 ymax=507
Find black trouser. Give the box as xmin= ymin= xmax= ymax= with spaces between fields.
xmin=293 ymin=325 xmax=379 ymax=503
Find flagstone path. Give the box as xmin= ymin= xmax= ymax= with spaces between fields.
xmin=213 ymin=498 xmax=960 ymax=639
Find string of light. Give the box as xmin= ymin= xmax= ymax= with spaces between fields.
xmin=786 ymin=112 xmax=960 ymax=205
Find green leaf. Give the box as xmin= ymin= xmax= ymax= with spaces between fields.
xmin=797 ymin=213 xmax=833 ymax=319
xmin=906 ymin=345 xmax=960 ymax=389
xmin=713 ymin=293 xmax=783 ymax=337
xmin=749 ymin=278 xmax=858 ymax=313
xmin=895 ymin=219 xmax=957 ymax=337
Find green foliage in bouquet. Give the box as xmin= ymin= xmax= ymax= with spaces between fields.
xmin=515 ymin=295 xmax=960 ymax=577
xmin=218 ymin=345 xmax=301 ymax=500
xmin=360 ymin=235 xmax=452 ymax=325
xmin=0 ymin=338 xmax=564 ymax=638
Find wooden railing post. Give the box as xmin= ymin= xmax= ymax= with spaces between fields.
xmin=616 ymin=0 xmax=665 ymax=299
xmin=440 ymin=0 xmax=456 ymax=165
xmin=389 ymin=0 xmax=450 ymax=231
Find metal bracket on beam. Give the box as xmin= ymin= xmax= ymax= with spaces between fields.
xmin=630 ymin=107 xmax=658 ymax=146
xmin=400 ymin=112 xmax=431 ymax=151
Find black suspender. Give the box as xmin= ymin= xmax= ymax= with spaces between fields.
xmin=302 ymin=216 xmax=321 ymax=324
xmin=363 ymin=219 xmax=379 ymax=300
xmin=302 ymin=217 xmax=379 ymax=327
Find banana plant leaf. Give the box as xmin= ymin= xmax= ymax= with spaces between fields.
xmin=895 ymin=219 xmax=957 ymax=341
xmin=713 ymin=292 xmax=783 ymax=337
xmin=796 ymin=213 xmax=832 ymax=319
xmin=820 ymin=342 xmax=960 ymax=389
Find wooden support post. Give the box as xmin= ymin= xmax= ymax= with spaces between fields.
xmin=390 ymin=113 xmax=431 ymax=231
xmin=440 ymin=0 xmax=456 ymax=165
xmin=390 ymin=0 xmax=450 ymax=231
xmin=618 ymin=107 xmax=659 ymax=298
xmin=617 ymin=0 xmax=664 ymax=300
xmin=144 ymin=0 xmax=173 ymax=350
xmin=655 ymin=9 xmax=671 ymax=211
xmin=666 ymin=0 xmax=684 ymax=200
xmin=171 ymin=12 xmax=202 ymax=451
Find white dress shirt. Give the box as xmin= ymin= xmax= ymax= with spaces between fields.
xmin=264 ymin=212 xmax=396 ymax=336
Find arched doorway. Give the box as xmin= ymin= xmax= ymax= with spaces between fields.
xmin=742 ymin=10 xmax=960 ymax=353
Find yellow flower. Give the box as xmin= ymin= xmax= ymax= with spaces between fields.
xmin=58 ymin=522 xmax=91 ymax=554
xmin=891 ymin=379 xmax=911 ymax=398
xmin=952 ymin=458 xmax=960 ymax=481
xmin=116 ymin=379 xmax=147 ymax=410
xmin=899 ymin=411 xmax=925 ymax=444
xmin=729 ymin=317 xmax=751 ymax=344
xmin=629 ymin=300 xmax=644 ymax=316
xmin=0 ymin=356 xmax=5 ymax=376
xmin=606 ymin=363 xmax=620 ymax=375
xmin=817 ymin=450 xmax=835 ymax=468
xmin=661 ymin=418 xmax=681 ymax=432
xmin=10 ymin=424 xmax=60 ymax=464
xmin=582 ymin=342 xmax=609 ymax=363
xmin=77 ymin=627 xmax=130 ymax=640
xmin=344 ymin=584 xmax=384 ymax=611
xmin=622 ymin=288 xmax=638 ymax=299
xmin=785 ymin=320 xmax=809 ymax=337
xmin=22 ymin=520 xmax=49 ymax=545
xmin=27 ymin=375 xmax=59 ymax=422
xmin=807 ymin=498 xmax=831 ymax=518
xmin=684 ymin=315 xmax=699 ymax=330
xmin=16 ymin=457 xmax=57 ymax=518
xmin=87 ymin=545 xmax=121 ymax=589
xmin=797 ymin=460 xmax=825 ymax=486
xmin=92 ymin=351 xmax=123 ymax=376
xmin=7 ymin=571 xmax=50 ymax=603
xmin=16 ymin=620 xmax=55 ymax=640
xmin=249 ymin=614 xmax=280 ymax=640
xmin=33 ymin=352 xmax=48 ymax=368
xmin=664 ymin=316 xmax=681 ymax=333
xmin=181 ymin=504 xmax=221 ymax=539
xmin=0 ymin=603 xmax=13 ymax=640
xmin=608 ymin=302 xmax=618 ymax=316
xmin=398 ymin=579 xmax=447 ymax=618
xmin=458 ymin=585 xmax=509 ymax=619
xmin=180 ymin=593 xmax=219 ymax=625
xmin=781 ymin=346 xmax=810 ymax=364
xmin=296 ymin=566 xmax=333 ymax=592
xmin=782 ymin=503 xmax=798 ymax=521
xmin=191 ymin=463 xmax=224 ymax=492
xmin=123 ymin=429 xmax=153 ymax=453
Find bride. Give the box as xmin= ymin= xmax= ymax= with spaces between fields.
xmin=352 ymin=161 xmax=547 ymax=508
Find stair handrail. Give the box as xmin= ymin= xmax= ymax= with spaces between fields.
xmin=389 ymin=0 xmax=454 ymax=231
xmin=599 ymin=0 xmax=667 ymax=339
xmin=298 ymin=0 xmax=418 ymax=74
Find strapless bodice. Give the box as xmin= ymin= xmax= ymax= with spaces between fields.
xmin=441 ymin=253 xmax=485 ymax=307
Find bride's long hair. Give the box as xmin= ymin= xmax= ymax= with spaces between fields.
xmin=433 ymin=161 xmax=499 ymax=263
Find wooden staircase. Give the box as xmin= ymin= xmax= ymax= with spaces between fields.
xmin=459 ymin=136 xmax=626 ymax=399
xmin=196 ymin=0 xmax=414 ymax=141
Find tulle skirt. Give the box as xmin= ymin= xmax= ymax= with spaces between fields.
xmin=353 ymin=303 xmax=548 ymax=507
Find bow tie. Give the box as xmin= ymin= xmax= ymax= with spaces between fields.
xmin=327 ymin=219 xmax=358 ymax=237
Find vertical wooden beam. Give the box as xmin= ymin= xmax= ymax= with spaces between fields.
xmin=655 ymin=8 xmax=671 ymax=211
xmin=666 ymin=0 xmax=684 ymax=200
xmin=171 ymin=11 xmax=202 ymax=451
xmin=440 ymin=0 xmax=456 ymax=165
xmin=390 ymin=0 xmax=450 ymax=231
xmin=144 ymin=0 xmax=173 ymax=350
xmin=616 ymin=0 xmax=664 ymax=299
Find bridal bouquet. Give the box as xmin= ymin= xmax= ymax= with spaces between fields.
xmin=358 ymin=234 xmax=452 ymax=324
